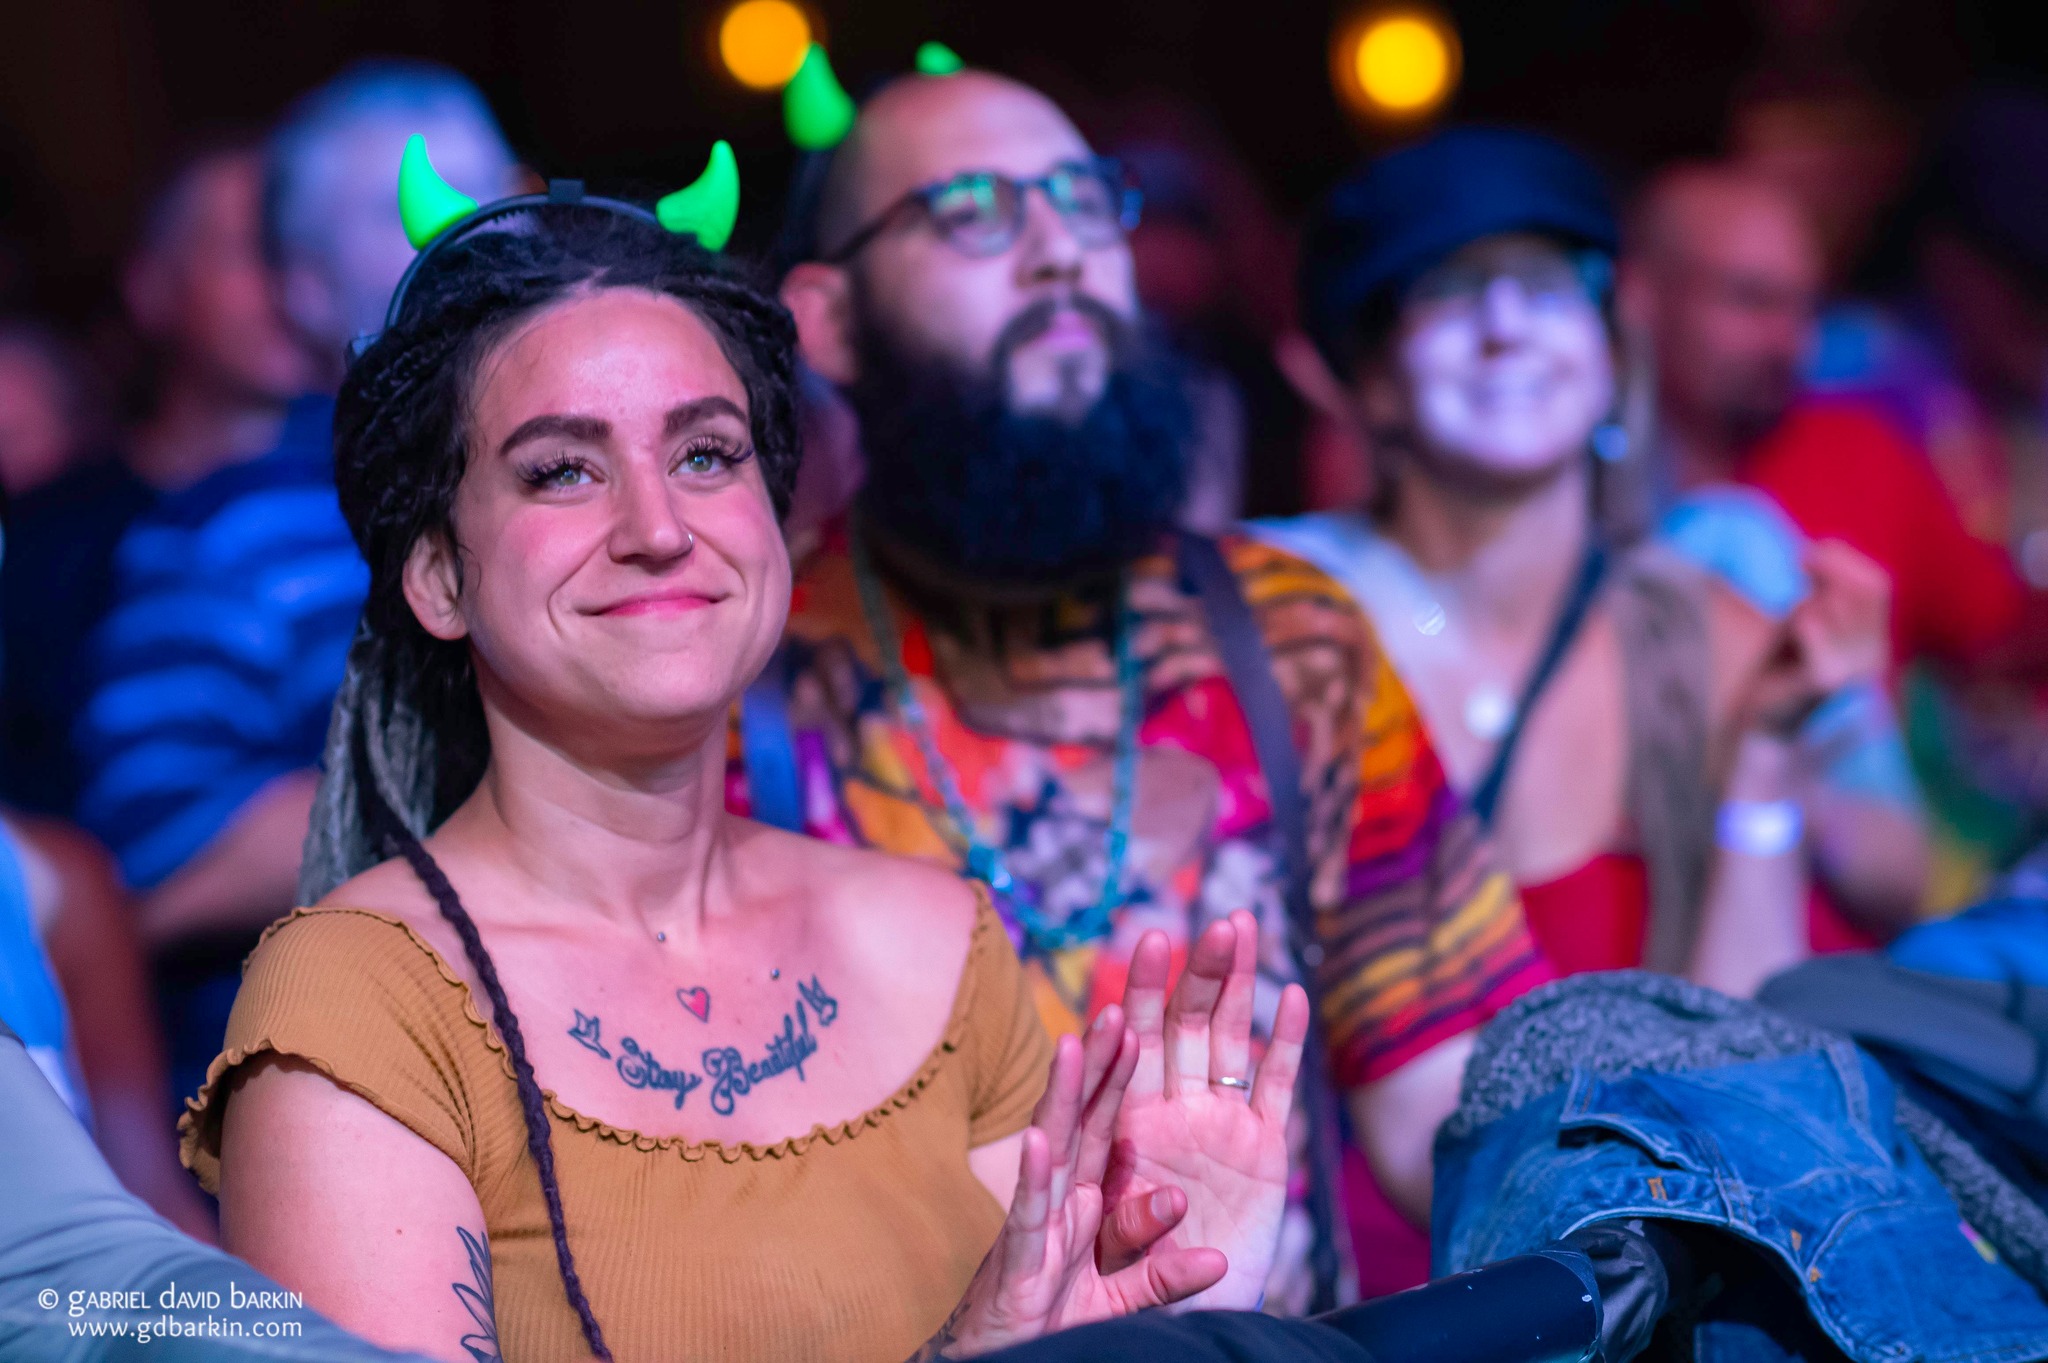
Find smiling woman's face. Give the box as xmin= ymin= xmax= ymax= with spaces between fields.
xmin=1377 ymin=233 xmax=1614 ymax=489
xmin=404 ymin=286 xmax=790 ymax=751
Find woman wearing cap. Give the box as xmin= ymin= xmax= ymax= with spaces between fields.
xmin=180 ymin=153 xmax=1307 ymax=1363
xmin=1261 ymin=127 xmax=1897 ymax=997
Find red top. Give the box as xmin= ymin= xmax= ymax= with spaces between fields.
xmin=1737 ymin=400 xmax=2025 ymax=668
xmin=1341 ymin=852 xmax=1878 ymax=1302
xmin=1521 ymin=852 xmax=1877 ymax=975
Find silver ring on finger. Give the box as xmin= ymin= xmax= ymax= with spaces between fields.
xmin=1213 ymin=1075 xmax=1253 ymax=1095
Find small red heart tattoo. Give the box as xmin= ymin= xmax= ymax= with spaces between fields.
xmin=676 ymin=987 xmax=711 ymax=1023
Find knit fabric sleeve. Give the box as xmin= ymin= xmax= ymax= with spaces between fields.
xmin=179 ymin=907 xmax=493 ymax=1192
xmin=961 ymin=893 xmax=1056 ymax=1148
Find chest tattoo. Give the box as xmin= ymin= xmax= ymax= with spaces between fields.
xmin=566 ymin=977 xmax=840 ymax=1114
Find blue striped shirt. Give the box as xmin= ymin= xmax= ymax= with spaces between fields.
xmin=74 ymin=397 xmax=366 ymax=890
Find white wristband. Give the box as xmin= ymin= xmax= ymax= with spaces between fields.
xmin=1716 ymin=799 xmax=1804 ymax=858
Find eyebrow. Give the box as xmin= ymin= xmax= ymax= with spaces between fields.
xmin=496 ymin=397 xmax=748 ymax=459
xmin=662 ymin=396 xmax=748 ymax=438
xmin=498 ymin=413 xmax=609 ymax=458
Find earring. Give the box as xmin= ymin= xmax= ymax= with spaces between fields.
xmin=1591 ymin=420 xmax=1629 ymax=464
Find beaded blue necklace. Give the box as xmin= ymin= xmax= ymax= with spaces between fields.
xmin=849 ymin=526 xmax=1143 ymax=954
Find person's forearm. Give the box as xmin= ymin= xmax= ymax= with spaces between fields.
xmin=86 ymin=1085 xmax=218 ymax=1242
xmin=1796 ymin=683 xmax=1930 ymax=935
xmin=1687 ymin=733 xmax=1809 ymax=998
xmin=27 ymin=818 xmax=215 ymax=1238
xmin=1806 ymin=792 xmax=1928 ymax=936
xmin=139 ymin=771 xmax=319 ymax=946
xmin=1346 ymin=1031 xmax=1474 ymax=1227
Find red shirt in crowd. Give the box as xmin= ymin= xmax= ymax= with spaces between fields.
xmin=1735 ymin=399 xmax=2026 ymax=669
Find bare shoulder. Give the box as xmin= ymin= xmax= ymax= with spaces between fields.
xmin=317 ymin=854 xmax=439 ymax=919
xmin=309 ymin=854 xmax=470 ymax=973
xmin=732 ymin=821 xmax=983 ymax=979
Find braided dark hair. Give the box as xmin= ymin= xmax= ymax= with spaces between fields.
xmin=303 ymin=207 xmax=803 ymax=1361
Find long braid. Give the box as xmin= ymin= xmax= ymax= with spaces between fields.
xmin=387 ymin=825 xmax=614 ymax=1363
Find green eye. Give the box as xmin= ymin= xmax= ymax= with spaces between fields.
xmin=522 ymin=458 xmax=592 ymax=490
xmin=682 ymin=449 xmax=726 ymax=474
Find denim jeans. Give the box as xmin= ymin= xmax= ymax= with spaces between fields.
xmin=1435 ymin=1042 xmax=2048 ymax=1363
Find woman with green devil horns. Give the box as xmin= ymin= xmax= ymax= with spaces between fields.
xmin=180 ymin=138 xmax=1310 ymax=1363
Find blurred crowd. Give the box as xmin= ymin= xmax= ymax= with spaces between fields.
xmin=9 ymin=38 xmax=2048 ymax=1363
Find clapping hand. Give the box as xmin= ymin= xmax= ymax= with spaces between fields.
xmin=932 ymin=1006 xmax=1229 ymax=1359
xmin=1746 ymin=538 xmax=1892 ymax=733
xmin=1102 ymin=910 xmax=1312 ymax=1311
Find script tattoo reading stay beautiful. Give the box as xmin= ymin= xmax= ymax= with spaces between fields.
xmin=565 ymin=977 xmax=839 ymax=1113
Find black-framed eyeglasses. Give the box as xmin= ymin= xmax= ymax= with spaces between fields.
xmin=825 ymin=157 xmax=1142 ymax=263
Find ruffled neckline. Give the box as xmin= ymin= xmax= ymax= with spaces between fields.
xmin=252 ymin=893 xmax=995 ymax=1164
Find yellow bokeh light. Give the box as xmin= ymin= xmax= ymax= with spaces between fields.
xmin=1357 ymin=17 xmax=1448 ymax=110
xmin=1334 ymin=8 xmax=1460 ymax=119
xmin=718 ymin=0 xmax=812 ymax=90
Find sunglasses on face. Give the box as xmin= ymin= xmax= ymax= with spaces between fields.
xmin=1405 ymin=250 xmax=1610 ymax=320
xmin=825 ymin=158 xmax=1143 ymax=263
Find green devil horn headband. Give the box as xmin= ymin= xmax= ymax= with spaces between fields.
xmin=395 ymin=135 xmax=742 ymax=256
xmin=656 ymin=140 xmax=741 ymax=251
xmin=398 ymin=134 xmax=480 ymax=249
xmin=781 ymin=43 xmax=965 ymax=154
xmin=784 ymin=44 xmax=856 ymax=151
xmin=914 ymin=42 xmax=963 ymax=76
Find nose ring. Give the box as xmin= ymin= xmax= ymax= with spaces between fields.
xmin=680 ymin=529 xmax=696 ymax=553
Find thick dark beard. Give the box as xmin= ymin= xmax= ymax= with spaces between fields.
xmin=846 ymin=296 xmax=1193 ymax=588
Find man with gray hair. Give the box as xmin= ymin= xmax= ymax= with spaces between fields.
xmin=265 ymin=58 xmax=518 ymax=379
xmin=70 ymin=61 xmax=515 ymax=1105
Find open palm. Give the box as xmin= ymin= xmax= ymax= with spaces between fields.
xmin=1104 ymin=911 xmax=1310 ymax=1311
xmin=935 ymin=1011 xmax=1227 ymax=1359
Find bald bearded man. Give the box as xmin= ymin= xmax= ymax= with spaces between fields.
xmin=745 ymin=68 xmax=1551 ymax=1309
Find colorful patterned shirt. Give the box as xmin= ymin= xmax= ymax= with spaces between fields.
xmin=729 ymin=527 xmax=1544 ymax=1091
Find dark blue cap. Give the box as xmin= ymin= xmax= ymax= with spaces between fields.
xmin=1301 ymin=125 xmax=1619 ymax=369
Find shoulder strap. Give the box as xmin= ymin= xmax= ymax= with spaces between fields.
xmin=740 ymin=649 xmax=805 ymax=832
xmin=1177 ymin=531 xmax=1343 ymax=1313
xmin=1175 ymin=534 xmax=1314 ymax=946
xmin=1469 ymin=541 xmax=1609 ymax=827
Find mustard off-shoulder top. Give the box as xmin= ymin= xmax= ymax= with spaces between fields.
xmin=180 ymin=895 xmax=1052 ymax=1363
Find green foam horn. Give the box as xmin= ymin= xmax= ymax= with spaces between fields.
xmin=397 ymin=134 xmax=479 ymax=250
xmin=656 ymin=141 xmax=741 ymax=252
xmin=784 ymin=44 xmax=856 ymax=151
xmin=914 ymin=42 xmax=963 ymax=76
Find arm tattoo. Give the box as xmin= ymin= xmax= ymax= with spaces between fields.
xmin=566 ymin=976 xmax=840 ymax=1114
xmin=452 ymin=1226 xmax=502 ymax=1363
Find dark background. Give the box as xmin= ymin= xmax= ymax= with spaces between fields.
xmin=1 ymin=0 xmax=2041 ymax=326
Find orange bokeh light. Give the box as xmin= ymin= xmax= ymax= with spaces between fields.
xmin=1333 ymin=7 xmax=1462 ymax=121
xmin=718 ymin=0 xmax=812 ymax=90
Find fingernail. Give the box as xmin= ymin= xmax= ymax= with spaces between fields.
xmin=1151 ymin=1189 xmax=1175 ymax=1219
